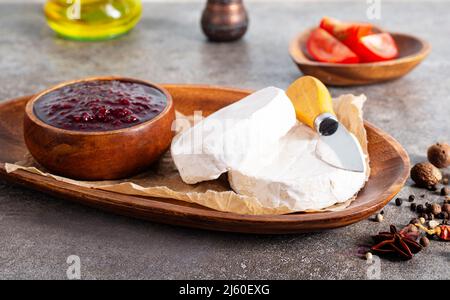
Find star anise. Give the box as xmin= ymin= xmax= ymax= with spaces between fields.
xmin=371 ymin=225 xmax=423 ymax=260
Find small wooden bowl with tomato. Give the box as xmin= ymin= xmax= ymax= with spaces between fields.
xmin=289 ymin=17 xmax=431 ymax=86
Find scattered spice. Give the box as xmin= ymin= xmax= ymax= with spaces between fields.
xmin=429 ymin=220 xmax=440 ymax=229
xmin=420 ymin=236 xmax=430 ymax=247
xmin=371 ymin=225 xmax=422 ymax=260
xmin=410 ymin=203 xmax=417 ymax=211
xmin=380 ymin=210 xmax=385 ymax=215
xmin=403 ymin=224 xmax=418 ymax=234
xmin=376 ymin=213 xmax=384 ymax=222
xmin=410 ymin=162 xmax=442 ymax=188
xmin=427 ymin=213 xmax=434 ymax=220
xmin=395 ymin=198 xmax=403 ymax=206
xmin=442 ymin=203 xmax=450 ymax=213
xmin=441 ymin=187 xmax=449 ymax=196
xmin=420 ymin=194 xmax=425 ymax=198
xmin=443 ymin=177 xmax=449 ymax=185
xmin=365 ymin=252 xmax=373 ymax=261
xmin=416 ymin=204 xmax=425 ymax=214
xmin=415 ymin=224 xmax=450 ymax=241
xmin=438 ymin=211 xmax=449 ymax=219
xmin=408 ymin=195 xmax=415 ymax=202
xmin=427 ymin=142 xmax=450 ymax=169
xmin=431 ymin=203 xmax=442 ymax=216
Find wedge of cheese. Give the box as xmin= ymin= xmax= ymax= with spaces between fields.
xmin=171 ymin=87 xmax=297 ymax=184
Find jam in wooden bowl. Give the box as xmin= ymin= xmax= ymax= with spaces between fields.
xmin=24 ymin=77 xmax=175 ymax=180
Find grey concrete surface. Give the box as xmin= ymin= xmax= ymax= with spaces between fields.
xmin=0 ymin=1 xmax=449 ymax=280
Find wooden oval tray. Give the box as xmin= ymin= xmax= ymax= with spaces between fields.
xmin=0 ymin=85 xmax=410 ymax=234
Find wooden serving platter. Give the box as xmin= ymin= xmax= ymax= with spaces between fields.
xmin=0 ymin=85 xmax=410 ymax=234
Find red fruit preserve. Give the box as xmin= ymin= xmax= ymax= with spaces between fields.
xmin=34 ymin=80 xmax=167 ymax=132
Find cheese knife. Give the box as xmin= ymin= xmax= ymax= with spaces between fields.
xmin=286 ymin=76 xmax=365 ymax=173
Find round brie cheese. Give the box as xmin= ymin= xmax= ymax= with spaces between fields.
xmin=228 ymin=122 xmax=367 ymax=211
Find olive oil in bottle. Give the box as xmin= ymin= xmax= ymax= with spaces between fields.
xmin=44 ymin=0 xmax=142 ymax=41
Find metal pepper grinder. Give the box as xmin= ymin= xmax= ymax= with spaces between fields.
xmin=201 ymin=0 xmax=248 ymax=42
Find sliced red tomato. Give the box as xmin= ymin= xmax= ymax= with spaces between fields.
xmin=354 ymin=33 xmax=399 ymax=62
xmin=307 ymin=27 xmax=360 ymax=64
xmin=320 ymin=17 xmax=373 ymax=50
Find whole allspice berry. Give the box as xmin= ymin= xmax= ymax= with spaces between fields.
xmin=427 ymin=142 xmax=450 ymax=168
xmin=410 ymin=162 xmax=442 ymax=188
xmin=420 ymin=236 xmax=430 ymax=247
xmin=431 ymin=203 xmax=442 ymax=216
xmin=442 ymin=203 xmax=450 ymax=213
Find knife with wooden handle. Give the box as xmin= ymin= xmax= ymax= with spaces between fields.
xmin=286 ymin=76 xmax=365 ymax=173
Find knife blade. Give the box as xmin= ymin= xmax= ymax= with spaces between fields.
xmin=286 ymin=76 xmax=365 ymax=173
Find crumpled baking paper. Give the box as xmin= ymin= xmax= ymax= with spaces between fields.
xmin=5 ymin=94 xmax=370 ymax=215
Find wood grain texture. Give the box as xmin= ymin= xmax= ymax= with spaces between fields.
xmin=289 ymin=28 xmax=431 ymax=86
xmin=23 ymin=77 xmax=175 ymax=180
xmin=0 ymin=85 xmax=410 ymax=234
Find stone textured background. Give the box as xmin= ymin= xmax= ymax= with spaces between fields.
xmin=0 ymin=1 xmax=448 ymax=279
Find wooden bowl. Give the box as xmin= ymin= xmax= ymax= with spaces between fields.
xmin=289 ymin=28 xmax=431 ymax=86
xmin=23 ymin=77 xmax=175 ymax=180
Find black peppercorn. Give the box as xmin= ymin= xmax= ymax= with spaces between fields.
xmin=420 ymin=194 xmax=425 ymax=198
xmin=416 ymin=204 xmax=425 ymax=213
xmin=408 ymin=195 xmax=415 ymax=202
xmin=421 ymin=213 xmax=429 ymax=220
xmin=395 ymin=198 xmax=403 ymax=206
xmin=427 ymin=213 xmax=434 ymax=220
xmin=380 ymin=210 xmax=384 ymax=215
xmin=410 ymin=203 xmax=417 ymax=211
xmin=441 ymin=187 xmax=449 ymax=196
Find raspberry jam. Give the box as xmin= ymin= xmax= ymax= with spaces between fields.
xmin=34 ymin=80 xmax=167 ymax=132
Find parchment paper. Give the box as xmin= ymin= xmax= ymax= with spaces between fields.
xmin=5 ymin=94 xmax=370 ymax=215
